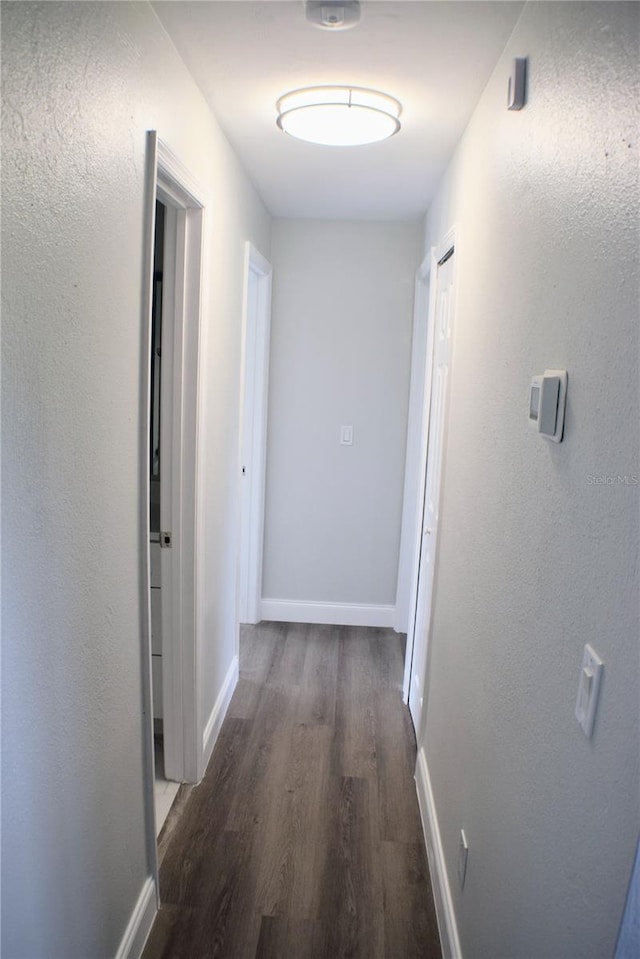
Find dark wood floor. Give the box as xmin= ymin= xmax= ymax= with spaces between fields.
xmin=143 ymin=622 xmax=441 ymax=959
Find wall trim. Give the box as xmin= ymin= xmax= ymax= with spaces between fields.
xmin=415 ymin=747 xmax=462 ymax=959
xmin=115 ymin=877 xmax=157 ymax=959
xmin=201 ymin=654 xmax=239 ymax=775
xmin=260 ymin=599 xmax=396 ymax=628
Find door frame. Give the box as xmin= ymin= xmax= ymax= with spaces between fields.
xmin=395 ymin=254 xmax=432 ymax=635
xmin=141 ymin=133 xmax=205 ymax=875
xmin=237 ymin=242 xmax=272 ymax=625
xmin=402 ymin=227 xmax=456 ymax=707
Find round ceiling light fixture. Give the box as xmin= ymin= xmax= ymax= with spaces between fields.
xmin=276 ymin=86 xmax=402 ymax=147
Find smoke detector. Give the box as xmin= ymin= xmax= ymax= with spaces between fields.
xmin=305 ymin=1 xmax=361 ymax=31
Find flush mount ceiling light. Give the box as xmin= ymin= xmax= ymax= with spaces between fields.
xmin=276 ymin=86 xmax=401 ymax=146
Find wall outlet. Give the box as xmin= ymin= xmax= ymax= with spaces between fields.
xmin=458 ymin=829 xmax=469 ymax=889
xmin=340 ymin=424 xmax=353 ymax=445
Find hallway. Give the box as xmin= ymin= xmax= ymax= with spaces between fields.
xmin=143 ymin=623 xmax=441 ymax=958
xmin=4 ymin=4 xmax=638 ymax=955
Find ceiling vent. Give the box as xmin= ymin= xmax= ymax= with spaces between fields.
xmin=305 ymin=1 xmax=361 ymax=31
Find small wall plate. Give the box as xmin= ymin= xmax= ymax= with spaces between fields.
xmin=507 ymin=57 xmax=527 ymax=110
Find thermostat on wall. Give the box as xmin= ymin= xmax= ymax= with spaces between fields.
xmin=529 ymin=369 xmax=568 ymax=442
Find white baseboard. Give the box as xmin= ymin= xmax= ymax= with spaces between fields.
xmin=260 ymin=599 xmax=396 ymax=628
xmin=415 ymin=747 xmax=462 ymax=959
xmin=201 ymin=654 xmax=239 ymax=775
xmin=115 ymin=876 xmax=157 ymax=959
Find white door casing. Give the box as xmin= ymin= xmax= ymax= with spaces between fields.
xmin=238 ymin=242 xmax=272 ymax=625
xmin=395 ymin=256 xmax=432 ymax=634
xmin=406 ymin=237 xmax=456 ymax=735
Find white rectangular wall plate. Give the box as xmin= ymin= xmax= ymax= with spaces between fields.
xmin=529 ymin=369 xmax=568 ymax=442
xmin=575 ymin=644 xmax=604 ymax=738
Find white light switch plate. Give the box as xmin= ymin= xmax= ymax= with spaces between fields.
xmin=575 ymin=644 xmax=603 ymax=738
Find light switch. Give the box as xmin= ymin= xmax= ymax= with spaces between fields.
xmin=575 ymin=644 xmax=603 ymax=738
xmin=340 ymin=425 xmax=353 ymax=446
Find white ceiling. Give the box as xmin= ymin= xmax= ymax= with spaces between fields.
xmin=152 ymin=1 xmax=524 ymax=220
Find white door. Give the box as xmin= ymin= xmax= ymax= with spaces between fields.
xmin=408 ymin=247 xmax=455 ymax=733
xmin=239 ymin=267 xmax=260 ymax=622
xmin=238 ymin=243 xmax=272 ymax=625
xmin=395 ymin=258 xmax=431 ymax=635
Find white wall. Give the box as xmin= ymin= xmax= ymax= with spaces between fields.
xmin=1 ymin=3 xmax=270 ymax=957
xmin=262 ymin=219 xmax=420 ymax=622
xmin=416 ymin=3 xmax=639 ymax=957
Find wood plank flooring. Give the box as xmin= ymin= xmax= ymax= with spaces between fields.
xmin=143 ymin=622 xmax=441 ymax=959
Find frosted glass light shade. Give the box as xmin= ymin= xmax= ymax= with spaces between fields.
xmin=276 ymin=86 xmax=401 ymax=146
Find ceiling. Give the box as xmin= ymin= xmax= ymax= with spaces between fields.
xmin=152 ymin=1 xmax=524 ymax=221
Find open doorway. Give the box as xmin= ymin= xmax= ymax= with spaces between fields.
xmin=148 ymin=197 xmax=181 ymax=832
xmin=141 ymin=133 xmax=206 ymax=856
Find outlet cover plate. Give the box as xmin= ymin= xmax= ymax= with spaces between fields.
xmin=340 ymin=424 xmax=353 ymax=446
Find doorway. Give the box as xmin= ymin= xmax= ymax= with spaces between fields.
xmin=141 ymin=133 xmax=205 ymax=860
xmin=403 ymin=233 xmax=456 ymax=737
xmin=238 ymin=243 xmax=272 ymax=626
xmin=148 ymin=197 xmax=181 ymax=833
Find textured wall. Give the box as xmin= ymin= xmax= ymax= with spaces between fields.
xmin=263 ymin=219 xmax=419 ymax=607
xmin=1 ymin=2 xmax=270 ymax=956
xmin=419 ymin=3 xmax=639 ymax=956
